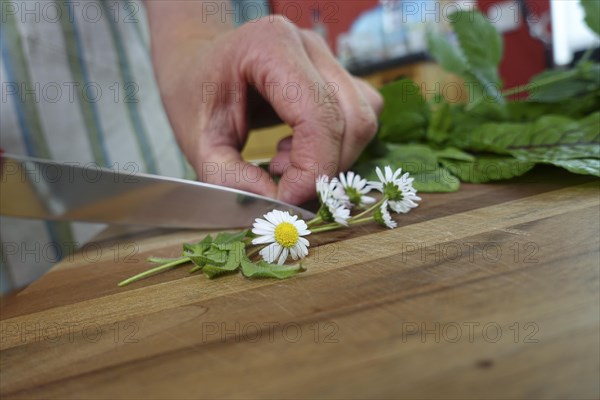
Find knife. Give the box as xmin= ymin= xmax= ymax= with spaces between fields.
xmin=0 ymin=153 xmax=315 ymax=229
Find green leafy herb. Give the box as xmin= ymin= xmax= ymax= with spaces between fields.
xmin=240 ymin=257 xmax=304 ymax=279
xmin=378 ymin=80 xmax=429 ymax=143
xmin=581 ymin=0 xmax=600 ymax=36
xmin=118 ymin=228 xmax=305 ymax=286
xmin=355 ymin=4 xmax=600 ymax=190
xmin=440 ymin=155 xmax=535 ymax=183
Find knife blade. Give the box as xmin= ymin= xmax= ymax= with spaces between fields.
xmin=0 ymin=154 xmax=315 ymax=229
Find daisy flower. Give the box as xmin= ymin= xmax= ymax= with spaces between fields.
xmin=315 ymin=175 xmax=351 ymax=225
xmin=252 ymin=210 xmax=311 ymax=265
xmin=324 ymin=197 xmax=351 ymax=226
xmin=316 ymin=175 xmax=348 ymax=204
xmin=338 ymin=171 xmax=375 ymax=208
xmin=369 ymin=166 xmax=421 ymax=214
xmin=374 ymin=200 xmax=397 ymax=229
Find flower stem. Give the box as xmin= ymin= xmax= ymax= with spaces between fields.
xmin=349 ymin=216 xmax=374 ymax=225
xmin=466 ymin=68 xmax=579 ymax=111
xmin=307 ymin=213 xmax=323 ymax=227
xmin=310 ymin=223 xmax=344 ymax=234
xmin=350 ymin=198 xmax=384 ymax=221
xmin=246 ymin=245 xmax=262 ymax=258
xmin=118 ymin=257 xmax=190 ymax=287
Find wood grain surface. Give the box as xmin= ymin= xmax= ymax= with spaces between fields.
xmin=1 ymin=169 xmax=599 ymax=399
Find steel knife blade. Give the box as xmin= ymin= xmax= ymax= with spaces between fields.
xmin=0 ymin=154 xmax=315 ymax=229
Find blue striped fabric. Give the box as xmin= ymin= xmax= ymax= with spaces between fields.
xmin=0 ymin=0 xmax=268 ymax=294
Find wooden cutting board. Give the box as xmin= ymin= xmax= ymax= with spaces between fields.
xmin=1 ymin=168 xmax=599 ymax=399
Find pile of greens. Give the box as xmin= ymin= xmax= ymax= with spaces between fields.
xmin=355 ymin=1 xmax=599 ymax=192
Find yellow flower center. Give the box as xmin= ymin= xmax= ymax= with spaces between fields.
xmin=274 ymin=222 xmax=299 ymax=248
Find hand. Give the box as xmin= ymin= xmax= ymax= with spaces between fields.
xmin=149 ymin=12 xmax=382 ymax=204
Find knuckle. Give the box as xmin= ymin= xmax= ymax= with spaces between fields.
xmin=301 ymin=29 xmax=328 ymax=48
xmin=262 ymin=15 xmax=297 ymax=36
xmin=371 ymin=90 xmax=384 ymax=115
xmin=313 ymin=101 xmax=345 ymax=141
xmin=350 ymin=108 xmax=378 ymax=143
xmin=318 ymin=101 xmax=345 ymax=128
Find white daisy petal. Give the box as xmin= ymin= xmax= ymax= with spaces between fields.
xmin=294 ymin=242 xmax=308 ymax=258
xmin=260 ymin=242 xmax=282 ymax=264
xmin=384 ymin=166 xmax=394 ymax=181
xmin=371 ymin=165 xmax=421 ymax=214
xmin=361 ymin=195 xmax=376 ymax=204
xmin=277 ymin=248 xmax=289 ymax=265
xmin=289 ymin=246 xmax=299 ymax=260
xmin=252 ymin=235 xmax=275 ymax=245
xmin=252 ymin=210 xmax=311 ymax=265
xmin=252 ymin=220 xmax=275 ymax=230
xmin=252 ymin=228 xmax=275 ymax=236
xmin=375 ymin=167 xmax=385 ymax=184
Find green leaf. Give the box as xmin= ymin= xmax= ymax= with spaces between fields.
xmin=240 ymin=257 xmax=304 ymax=279
xmin=435 ymin=147 xmax=475 ymax=162
xmin=551 ymin=158 xmax=600 ymax=176
xmin=450 ymin=112 xmax=600 ymax=164
xmin=581 ymin=0 xmax=600 ymax=36
xmin=354 ymin=143 xmax=461 ymax=192
xmin=203 ymin=246 xmax=228 ymax=265
xmin=202 ymin=265 xmax=237 ymax=279
xmin=183 ymin=235 xmax=213 ymax=254
xmin=183 ymin=235 xmax=214 ymax=269
xmin=427 ymin=99 xmax=453 ymax=144
xmin=411 ymin=169 xmax=461 ymax=192
xmin=378 ymin=79 xmax=430 ymax=143
xmin=213 ymin=230 xmax=249 ymax=245
xmin=450 ymin=10 xmax=503 ymax=84
xmin=435 ymin=10 xmax=504 ymax=106
xmin=188 ymin=241 xmax=246 ymax=278
xmin=440 ymin=155 xmax=535 ymax=183
xmin=426 ymin=29 xmax=470 ymax=77
xmin=385 ymin=143 xmax=439 ymax=174
xmin=355 ymin=143 xmax=437 ymax=176
xmin=507 ymin=93 xmax=600 ymax=121
xmin=528 ymin=69 xmax=594 ymax=102
xmin=203 ymin=242 xmax=244 ymax=279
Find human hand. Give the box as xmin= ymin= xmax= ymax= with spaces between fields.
xmin=149 ymin=12 xmax=382 ymax=204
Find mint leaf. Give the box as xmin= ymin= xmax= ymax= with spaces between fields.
xmin=507 ymin=95 xmax=600 ymax=121
xmin=411 ymin=169 xmax=461 ymax=192
xmin=440 ymin=155 xmax=535 ymax=183
xmin=187 ymin=241 xmax=245 ymax=278
xmin=203 ymin=265 xmax=237 ymax=279
xmin=429 ymin=10 xmax=504 ymax=106
xmin=183 ymin=235 xmax=212 ymax=254
xmin=427 ymin=99 xmax=453 ymax=144
xmin=434 ymin=147 xmax=475 ymax=162
xmin=426 ymin=29 xmax=470 ymax=78
xmin=528 ymin=68 xmax=596 ymax=102
xmin=551 ymin=158 xmax=600 ymax=176
xmin=355 ymin=143 xmax=437 ymax=177
xmin=354 ymin=143 xmax=461 ymax=192
xmin=378 ymin=79 xmax=430 ymax=143
xmin=213 ymin=230 xmax=249 ymax=245
xmin=203 ymin=242 xmax=245 ymax=278
xmin=240 ymin=257 xmax=304 ymax=279
xmin=183 ymin=235 xmax=214 ymax=268
xmin=450 ymin=10 xmax=503 ymax=85
xmin=203 ymin=246 xmax=228 ymax=265
xmin=581 ymin=0 xmax=600 ymax=36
